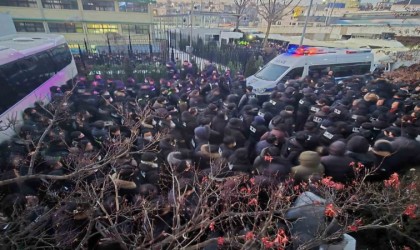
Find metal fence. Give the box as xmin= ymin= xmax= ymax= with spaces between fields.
xmin=73 ymin=29 xmax=264 ymax=76
xmin=169 ymin=48 xmax=229 ymax=71
xmin=166 ymin=30 xmax=262 ymax=73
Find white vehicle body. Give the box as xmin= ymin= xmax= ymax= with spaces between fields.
xmin=0 ymin=33 xmax=77 ymax=142
xmin=246 ymin=47 xmax=374 ymax=95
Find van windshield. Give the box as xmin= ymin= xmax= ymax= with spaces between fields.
xmin=254 ymin=63 xmax=289 ymax=81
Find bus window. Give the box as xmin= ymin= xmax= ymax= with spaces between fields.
xmin=50 ymin=44 xmax=72 ymax=72
xmin=0 ymin=62 xmax=21 ymax=113
xmin=282 ymin=67 xmax=304 ymax=82
xmin=18 ymin=57 xmax=41 ymax=96
xmin=35 ymin=52 xmax=56 ymax=81
xmin=254 ymin=63 xmax=289 ymax=81
xmin=0 ymin=47 xmax=63 ymax=114
xmin=1 ymin=61 xmax=22 ymax=87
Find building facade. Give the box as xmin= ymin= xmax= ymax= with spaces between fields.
xmin=0 ymin=0 xmax=156 ymax=53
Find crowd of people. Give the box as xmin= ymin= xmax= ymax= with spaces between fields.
xmin=0 ymin=58 xmax=420 ymax=248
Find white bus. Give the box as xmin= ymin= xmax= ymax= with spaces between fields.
xmin=246 ymin=46 xmax=374 ymax=95
xmin=0 ymin=33 xmax=77 ymax=142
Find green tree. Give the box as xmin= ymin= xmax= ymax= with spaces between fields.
xmin=244 ymin=55 xmax=258 ymax=77
xmin=227 ymin=61 xmax=243 ymax=76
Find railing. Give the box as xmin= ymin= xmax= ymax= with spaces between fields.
xmin=169 ymin=48 xmax=229 ymax=71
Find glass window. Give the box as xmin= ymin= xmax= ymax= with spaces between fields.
xmin=254 ymin=63 xmax=289 ymax=81
xmin=283 ymin=67 xmax=304 ymax=81
xmin=0 ymin=63 xmax=20 ymax=113
xmin=48 ymin=22 xmax=83 ymax=33
xmin=0 ymin=0 xmax=37 ymax=7
xmin=82 ymin=0 xmax=115 ymax=11
xmin=41 ymin=0 xmax=78 ymax=9
xmin=14 ymin=21 xmax=45 ymax=32
xmin=121 ymin=24 xmax=149 ymax=35
xmin=308 ymin=65 xmax=330 ymax=78
xmin=17 ymin=57 xmax=42 ymax=98
xmin=118 ymin=1 xmax=148 ymax=13
xmin=0 ymin=45 xmax=70 ymax=113
xmin=35 ymin=52 xmax=56 ymax=80
xmin=86 ymin=23 xmax=118 ymax=34
xmin=49 ymin=44 xmax=73 ymax=71
xmin=309 ymin=62 xmax=372 ymax=79
xmin=332 ymin=62 xmax=371 ymax=77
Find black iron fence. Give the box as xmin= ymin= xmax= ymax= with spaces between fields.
xmin=166 ymin=30 xmax=264 ymax=74
xmin=72 ymin=29 xmax=269 ymax=79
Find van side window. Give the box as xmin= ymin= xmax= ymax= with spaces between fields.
xmin=332 ymin=62 xmax=371 ymax=77
xmin=309 ymin=62 xmax=371 ymax=79
xmin=309 ymin=65 xmax=330 ymax=78
xmin=283 ymin=67 xmax=304 ymax=81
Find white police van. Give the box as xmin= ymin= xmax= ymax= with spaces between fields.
xmin=246 ymin=46 xmax=374 ymax=95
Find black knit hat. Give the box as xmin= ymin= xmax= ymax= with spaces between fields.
xmin=142 ymin=152 xmax=157 ymax=162
xmin=304 ymin=121 xmax=317 ymax=131
xmin=228 ymin=148 xmax=249 ymax=165
xmin=347 ymin=135 xmax=370 ymax=153
xmin=360 ymin=122 xmax=373 ymax=130
xmin=228 ymin=118 xmax=243 ymax=129
xmin=194 ymin=126 xmax=210 ymax=140
xmin=92 ymin=120 xmax=105 ymax=129
xmin=328 ymin=140 xmax=347 ymax=156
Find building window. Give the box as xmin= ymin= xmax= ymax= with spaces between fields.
xmin=14 ymin=21 xmax=45 ymax=32
xmin=0 ymin=0 xmax=38 ymax=7
xmin=121 ymin=24 xmax=149 ymax=34
xmin=86 ymin=23 xmax=118 ymax=34
xmin=41 ymin=0 xmax=78 ymax=9
xmin=118 ymin=1 xmax=148 ymax=13
xmin=48 ymin=22 xmax=83 ymax=33
xmin=82 ymin=0 xmax=115 ymax=11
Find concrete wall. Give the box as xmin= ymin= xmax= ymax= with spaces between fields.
xmin=263 ymin=25 xmax=420 ymax=41
xmin=5 ymin=6 xmax=151 ymax=24
xmin=2 ymin=7 xmax=44 ymax=20
xmin=391 ymin=5 xmax=420 ymax=11
xmin=0 ymin=13 xmax=16 ymax=36
xmin=1 ymin=1 xmax=154 ymax=46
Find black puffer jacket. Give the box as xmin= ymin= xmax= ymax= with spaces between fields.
xmin=321 ymin=141 xmax=355 ymax=183
xmin=224 ymin=118 xmax=247 ymax=148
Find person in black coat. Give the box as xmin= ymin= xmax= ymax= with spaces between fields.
xmin=249 ymin=116 xmax=268 ymax=141
xmin=224 ymin=148 xmax=253 ymax=176
xmin=345 ymin=135 xmax=375 ymax=176
xmin=281 ymin=131 xmax=312 ymax=166
xmin=254 ymin=133 xmax=278 ymax=156
xmin=369 ymin=139 xmax=401 ymax=181
xmin=390 ymin=127 xmax=420 ymax=174
xmin=224 ymin=118 xmax=247 ymax=148
xmin=193 ymin=126 xmax=210 ymax=152
xmin=180 ymin=108 xmax=199 ymax=146
xmin=238 ymin=86 xmax=256 ymax=111
xmin=138 ymin=152 xmax=160 ymax=186
xmin=271 ymin=106 xmax=296 ymax=136
xmin=218 ymin=136 xmax=237 ymax=160
xmin=253 ymin=146 xmax=292 ymax=183
xmin=321 ymin=141 xmax=355 ymax=184
xmin=211 ymin=110 xmax=228 ymax=143
xmin=248 ymin=116 xmax=269 ymax=157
